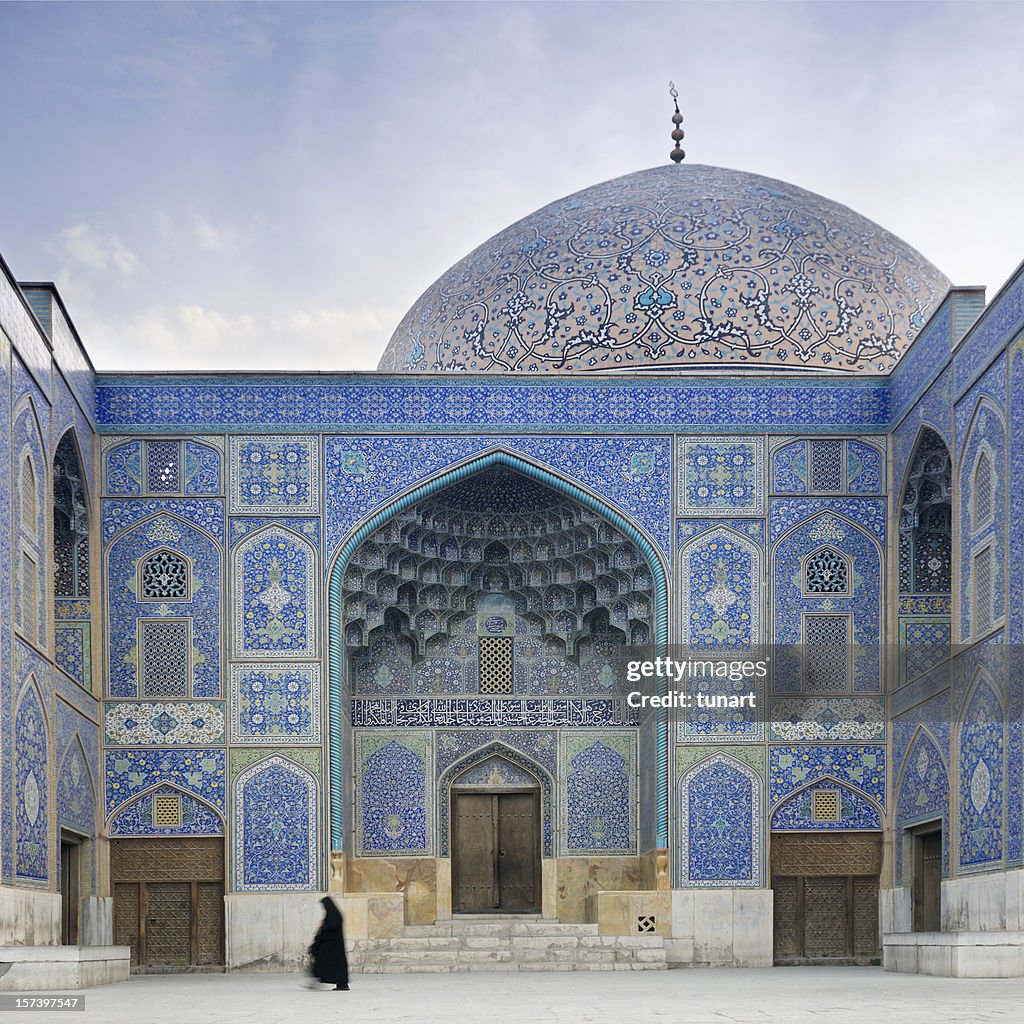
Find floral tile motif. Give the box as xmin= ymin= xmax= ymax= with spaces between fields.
xmin=104 ymin=748 xmax=225 ymax=818
xmin=229 ymin=436 xmax=319 ymax=514
xmin=102 ymin=498 xmax=224 ymax=543
xmin=325 ymin=435 xmax=672 ymax=558
xmin=234 ymin=755 xmax=318 ymax=890
xmin=770 ymin=780 xmax=881 ymax=831
xmin=771 ymin=509 xmax=883 ymax=693
xmin=184 ymin=441 xmax=222 ymax=495
xmin=769 ymin=697 xmax=885 ymax=742
xmin=104 ymin=701 xmax=226 ymax=745
xmin=55 ymin=624 xmax=90 ymax=688
xmin=106 ymin=514 xmax=221 ymax=698
xmin=232 ymin=526 xmax=316 ymax=659
xmin=677 ymin=437 xmax=764 ymax=517
xmin=108 ymin=783 xmax=223 ymax=837
xmin=894 ymin=728 xmax=949 ymax=883
xmin=104 ymin=440 xmax=143 ymax=495
xmin=95 ymin=376 xmax=892 ymax=434
xmin=958 ymin=676 xmax=1004 ymax=869
xmin=562 ymin=732 xmax=636 ymax=855
xmin=769 ymin=745 xmax=886 ymax=807
xmin=679 ymin=751 xmax=761 ymax=887
xmin=900 ymin=618 xmax=952 ymax=685
xmin=15 ymin=679 xmax=49 ymax=882
xmin=380 ymin=165 xmax=947 ymax=374
xmin=56 ymin=740 xmax=95 ymax=835
xmin=356 ymin=732 xmax=432 ymax=857
xmin=230 ymin=664 xmax=320 ymax=743
xmin=771 ymin=440 xmax=808 ymax=494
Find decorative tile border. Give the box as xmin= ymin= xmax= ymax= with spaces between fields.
xmin=104 ymin=702 xmax=227 ymax=745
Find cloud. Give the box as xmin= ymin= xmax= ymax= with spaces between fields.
xmin=82 ymin=301 xmax=401 ymax=372
xmin=53 ymin=222 xmax=141 ymax=278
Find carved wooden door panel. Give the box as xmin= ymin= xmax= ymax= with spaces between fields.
xmin=111 ymin=839 xmax=224 ymax=968
xmin=497 ymin=792 xmax=540 ymax=913
xmin=771 ymin=833 xmax=881 ymax=963
xmin=146 ymin=883 xmax=191 ymax=965
xmin=803 ymin=877 xmax=849 ymax=958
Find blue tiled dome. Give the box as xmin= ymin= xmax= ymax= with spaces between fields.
xmin=379 ymin=164 xmax=949 ymax=374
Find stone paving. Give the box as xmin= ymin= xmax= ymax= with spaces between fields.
xmin=16 ymin=967 xmax=1024 ymax=1024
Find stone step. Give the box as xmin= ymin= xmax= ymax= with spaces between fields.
xmin=346 ymin=930 xmax=667 ymax=974
xmin=403 ymin=919 xmax=601 ymax=939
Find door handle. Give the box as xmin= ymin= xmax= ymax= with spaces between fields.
xmin=499 ymin=849 xmax=506 ymax=856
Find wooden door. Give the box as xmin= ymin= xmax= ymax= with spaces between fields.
xmin=913 ymin=830 xmax=942 ymax=932
xmin=453 ymin=790 xmax=540 ymax=913
xmin=771 ymin=833 xmax=881 ymax=964
xmin=111 ymin=838 xmax=224 ymax=969
xmin=497 ymin=792 xmax=539 ymax=912
xmin=146 ymin=883 xmax=191 ymax=965
xmin=60 ymin=839 xmax=80 ymax=945
xmin=454 ymin=793 xmax=498 ymax=912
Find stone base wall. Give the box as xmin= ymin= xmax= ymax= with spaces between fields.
xmin=0 ymin=946 xmax=130 ymax=991
xmin=883 ymin=931 xmax=1024 ymax=977
xmin=942 ymin=867 xmax=1024 ymax=931
xmin=666 ymin=889 xmax=773 ymax=967
xmin=225 ymin=892 xmax=404 ymax=971
xmin=0 ymin=887 xmax=61 ymax=946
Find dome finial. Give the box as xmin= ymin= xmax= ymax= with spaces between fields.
xmin=668 ymin=81 xmax=685 ymax=164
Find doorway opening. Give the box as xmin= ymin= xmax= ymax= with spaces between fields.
xmin=452 ymin=789 xmax=540 ymax=913
xmin=111 ymin=838 xmax=224 ymax=971
xmin=771 ymin=832 xmax=882 ymax=964
xmin=912 ymin=824 xmax=942 ymax=932
xmin=60 ymin=833 xmax=82 ymax=945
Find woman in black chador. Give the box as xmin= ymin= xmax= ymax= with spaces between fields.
xmin=308 ymin=896 xmax=350 ymax=990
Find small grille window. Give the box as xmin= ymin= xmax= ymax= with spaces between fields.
xmin=479 ymin=636 xmax=514 ymax=694
xmin=811 ymin=789 xmax=841 ymax=822
xmin=147 ymin=441 xmax=181 ymax=493
xmin=153 ymin=794 xmax=182 ymax=827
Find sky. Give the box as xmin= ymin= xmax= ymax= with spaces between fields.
xmin=1 ymin=0 xmax=1023 ymax=373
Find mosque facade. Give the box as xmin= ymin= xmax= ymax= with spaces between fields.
xmin=0 ymin=160 xmax=1022 ymax=982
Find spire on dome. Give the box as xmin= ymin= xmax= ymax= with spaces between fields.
xmin=669 ymin=82 xmax=685 ymax=164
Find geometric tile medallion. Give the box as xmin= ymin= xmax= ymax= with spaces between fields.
xmin=228 ymin=435 xmax=319 ymax=514
xmin=677 ymin=436 xmax=765 ymax=516
xmin=229 ymin=664 xmax=320 ymax=743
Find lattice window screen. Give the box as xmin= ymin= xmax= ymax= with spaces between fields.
xmin=21 ymin=550 xmax=38 ymax=640
xmin=20 ymin=456 xmax=37 ymax=534
xmin=479 ymin=636 xmax=514 ymax=694
xmin=811 ymin=789 xmax=841 ymax=822
xmin=973 ymin=546 xmax=994 ymax=636
xmin=810 ymin=440 xmax=844 ymax=492
xmin=153 ymin=794 xmax=182 ymax=827
xmin=804 ymin=547 xmax=850 ymax=594
xmin=804 ymin=614 xmax=850 ymax=690
xmin=147 ymin=441 xmax=181 ymax=493
xmin=140 ymin=550 xmax=190 ymax=601
xmin=140 ymin=620 xmax=190 ymax=697
xmin=973 ymin=451 xmax=995 ymax=530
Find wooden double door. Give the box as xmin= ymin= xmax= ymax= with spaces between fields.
xmin=772 ymin=833 xmax=881 ymax=964
xmin=112 ymin=838 xmax=224 ymax=969
xmin=453 ymin=790 xmax=540 ymax=913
